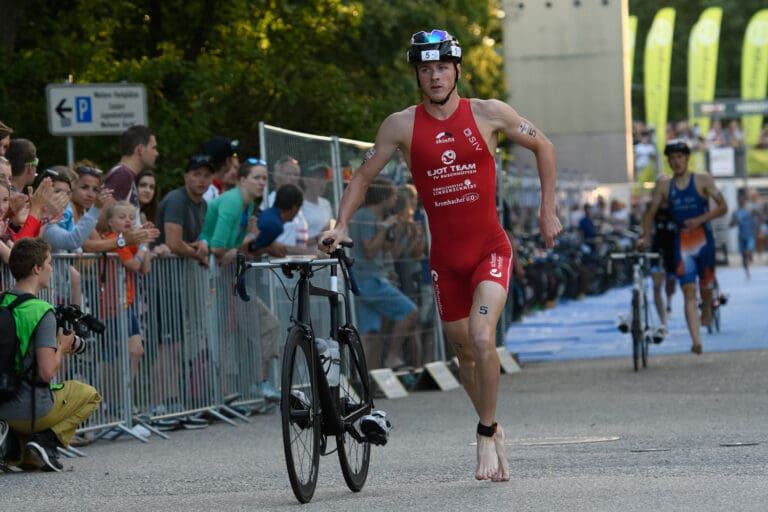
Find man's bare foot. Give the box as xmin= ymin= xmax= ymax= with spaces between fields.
xmin=492 ymin=425 xmax=510 ymax=482
xmin=691 ymin=343 xmax=703 ymax=355
xmin=475 ymin=432 xmax=499 ymax=480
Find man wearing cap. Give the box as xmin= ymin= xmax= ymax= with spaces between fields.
xmin=202 ymin=136 xmax=240 ymax=203
xmin=104 ymin=125 xmax=159 ymax=225
xmin=148 ymin=155 xmax=214 ymax=422
xmin=156 ymin=155 xmax=214 ymax=266
xmin=640 ymin=140 xmax=728 ymax=355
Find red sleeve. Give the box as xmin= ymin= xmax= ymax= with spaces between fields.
xmin=14 ymin=215 xmax=42 ymax=240
xmin=104 ymin=168 xmax=133 ymax=201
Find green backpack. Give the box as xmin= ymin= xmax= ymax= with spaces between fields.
xmin=0 ymin=292 xmax=36 ymax=403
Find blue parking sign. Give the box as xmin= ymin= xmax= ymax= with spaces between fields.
xmin=76 ymin=96 xmax=92 ymax=122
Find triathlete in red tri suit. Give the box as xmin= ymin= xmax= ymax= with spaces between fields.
xmin=321 ymin=29 xmax=561 ymax=482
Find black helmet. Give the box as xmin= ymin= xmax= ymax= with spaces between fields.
xmin=406 ymin=29 xmax=462 ymax=65
xmin=664 ymin=139 xmax=691 ymax=156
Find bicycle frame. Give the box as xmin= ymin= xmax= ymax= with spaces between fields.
xmin=236 ymin=252 xmax=372 ymax=437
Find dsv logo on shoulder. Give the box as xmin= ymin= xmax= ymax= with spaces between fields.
xmin=463 ymin=128 xmax=485 ymax=152
xmin=435 ymin=131 xmax=454 ymax=144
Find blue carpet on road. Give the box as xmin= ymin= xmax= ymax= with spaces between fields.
xmin=505 ymin=265 xmax=768 ymax=362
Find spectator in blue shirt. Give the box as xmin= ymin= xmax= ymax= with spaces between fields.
xmin=248 ymin=183 xmax=304 ymax=253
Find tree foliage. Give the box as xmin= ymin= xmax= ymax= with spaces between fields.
xmin=0 ymin=0 xmax=504 ymax=190
xmin=629 ymin=0 xmax=767 ymax=124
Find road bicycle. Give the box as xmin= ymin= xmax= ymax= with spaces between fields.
xmin=235 ymin=243 xmax=389 ymax=503
xmin=611 ymin=251 xmax=662 ymax=372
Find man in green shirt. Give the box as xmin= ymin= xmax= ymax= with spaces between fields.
xmin=0 ymin=238 xmax=100 ymax=472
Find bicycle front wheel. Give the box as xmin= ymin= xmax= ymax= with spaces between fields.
xmin=631 ymin=289 xmax=641 ymax=372
xmin=712 ymin=281 xmax=721 ymax=333
xmin=281 ymin=326 xmax=320 ymax=503
xmin=336 ymin=327 xmax=372 ymax=492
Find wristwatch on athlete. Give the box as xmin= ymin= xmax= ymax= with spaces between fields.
xmin=117 ymin=232 xmax=126 ymax=248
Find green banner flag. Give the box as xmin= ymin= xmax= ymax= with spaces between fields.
xmin=688 ymin=7 xmax=723 ymax=137
xmin=741 ymin=9 xmax=768 ymax=147
xmin=644 ymin=7 xmax=676 ymax=156
xmin=629 ymin=15 xmax=638 ymax=83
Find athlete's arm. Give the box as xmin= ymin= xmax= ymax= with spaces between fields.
xmin=684 ymin=174 xmax=728 ymax=230
xmin=639 ymin=178 xmax=668 ymax=248
xmin=319 ymin=111 xmax=407 ymax=252
xmin=483 ymin=99 xmax=560 ymax=248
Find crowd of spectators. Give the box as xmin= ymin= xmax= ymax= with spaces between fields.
xmin=632 ymin=118 xmax=752 ymax=154
xmin=0 ymin=120 xmax=438 ymax=438
xmin=632 ymin=118 xmax=768 ymax=177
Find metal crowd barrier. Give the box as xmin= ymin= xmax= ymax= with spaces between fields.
xmin=1 ymin=253 xmax=273 ymax=443
xmin=1 ymin=242 xmax=461 ymax=438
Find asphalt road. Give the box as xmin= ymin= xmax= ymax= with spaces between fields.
xmin=3 ymin=347 xmax=768 ymax=512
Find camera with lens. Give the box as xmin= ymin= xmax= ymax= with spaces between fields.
xmin=54 ymin=305 xmax=106 ymax=355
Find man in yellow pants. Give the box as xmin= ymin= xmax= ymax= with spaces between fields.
xmin=0 ymin=238 xmax=100 ymax=471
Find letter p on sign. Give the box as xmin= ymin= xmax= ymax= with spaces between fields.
xmin=76 ymin=96 xmax=92 ymax=122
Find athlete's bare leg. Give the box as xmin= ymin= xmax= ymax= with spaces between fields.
xmin=681 ymin=283 xmax=702 ymax=353
xmin=443 ymin=281 xmax=508 ymax=481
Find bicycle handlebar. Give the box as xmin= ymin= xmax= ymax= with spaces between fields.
xmin=234 ymin=240 xmax=359 ymax=301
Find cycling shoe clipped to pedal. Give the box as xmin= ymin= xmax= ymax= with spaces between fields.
xmin=360 ymin=410 xmax=391 ymax=446
xmin=289 ymin=390 xmax=312 ymax=430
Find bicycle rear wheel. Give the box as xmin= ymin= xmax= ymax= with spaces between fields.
xmin=712 ymin=303 xmax=721 ymax=333
xmin=640 ymin=290 xmax=649 ymax=369
xmin=631 ymin=289 xmax=641 ymax=372
xmin=281 ymin=326 xmax=320 ymax=503
xmin=336 ymin=327 xmax=372 ymax=492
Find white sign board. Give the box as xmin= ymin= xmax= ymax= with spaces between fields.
xmin=46 ymin=83 xmax=148 ymax=136
xmin=708 ymin=147 xmax=735 ymax=177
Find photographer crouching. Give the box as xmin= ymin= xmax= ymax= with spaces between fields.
xmin=0 ymin=238 xmax=100 ymax=472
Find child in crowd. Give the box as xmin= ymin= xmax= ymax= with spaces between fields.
xmin=102 ymin=201 xmax=152 ymax=379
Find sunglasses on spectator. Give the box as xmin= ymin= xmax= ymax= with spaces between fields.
xmin=26 ymin=157 xmax=39 ymax=167
xmin=247 ymin=158 xmax=267 ymax=166
xmin=411 ymin=30 xmax=450 ymax=44
xmin=190 ymin=154 xmax=212 ymax=166
xmin=76 ymin=165 xmax=103 ymax=177
xmin=35 ymin=168 xmax=59 ymax=178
